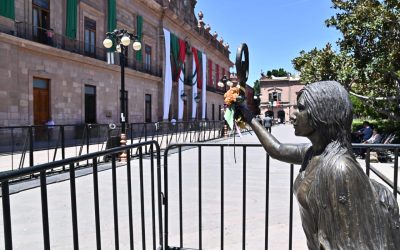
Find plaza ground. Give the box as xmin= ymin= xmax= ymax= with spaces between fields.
xmin=0 ymin=124 xmax=398 ymax=249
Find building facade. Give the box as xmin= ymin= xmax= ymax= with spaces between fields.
xmin=0 ymin=0 xmax=232 ymax=126
xmin=258 ymin=75 xmax=304 ymax=123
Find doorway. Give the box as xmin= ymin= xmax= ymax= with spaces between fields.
xmin=277 ymin=110 xmax=285 ymax=123
xmin=33 ymin=78 xmax=50 ymax=125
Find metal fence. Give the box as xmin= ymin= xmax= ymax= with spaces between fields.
xmin=1 ymin=140 xmax=398 ymax=249
xmin=0 ymin=121 xmax=224 ymax=172
xmin=0 ymin=140 xmax=163 ymax=250
xmin=163 ymin=143 xmax=400 ymax=249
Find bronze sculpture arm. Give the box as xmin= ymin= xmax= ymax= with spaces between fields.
xmin=248 ymin=118 xmax=308 ymax=165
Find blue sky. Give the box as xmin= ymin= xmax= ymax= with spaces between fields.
xmin=195 ymin=0 xmax=341 ymax=86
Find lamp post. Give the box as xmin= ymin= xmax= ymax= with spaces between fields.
xmin=103 ymin=29 xmax=141 ymax=160
xmin=217 ymin=75 xmax=233 ymax=90
xmin=217 ymin=75 xmax=233 ymax=137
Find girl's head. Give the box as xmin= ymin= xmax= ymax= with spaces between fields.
xmin=297 ymin=81 xmax=353 ymax=147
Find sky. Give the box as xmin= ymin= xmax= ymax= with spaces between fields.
xmin=195 ymin=0 xmax=342 ymax=86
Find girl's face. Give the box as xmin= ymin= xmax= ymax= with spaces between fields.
xmin=291 ymin=94 xmax=315 ymax=137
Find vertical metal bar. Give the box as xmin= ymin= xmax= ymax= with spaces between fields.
xmin=155 ymin=143 xmax=163 ymax=250
xmin=220 ymin=145 xmax=224 ymax=250
xmin=366 ymin=148 xmax=371 ymax=177
xmin=86 ymin=124 xmax=90 ymax=155
xmin=40 ymin=170 xmax=51 ymax=250
xmin=2 ymin=181 xmax=13 ymax=250
xmin=130 ymin=124 xmax=134 ymax=145
xmin=198 ymin=146 xmax=202 ymax=250
xmin=164 ymin=145 xmax=169 ymax=248
xmin=139 ymin=147 xmax=147 ymax=250
xmin=289 ymin=164 xmax=294 ymax=250
xmin=29 ymin=126 xmax=34 ymax=166
xmin=242 ymin=146 xmax=247 ymax=250
xmin=69 ymin=163 xmax=79 ymax=250
xmin=265 ymin=154 xmax=270 ymax=250
xmin=11 ymin=128 xmax=14 ymax=170
xmin=92 ymin=158 xmax=102 ymax=250
xmin=126 ymin=153 xmax=135 ymax=250
xmin=150 ymin=145 xmax=156 ymax=250
xmin=393 ymin=148 xmax=399 ymax=198
xmin=112 ymin=155 xmax=120 ymax=250
xmin=179 ymin=146 xmax=183 ymax=248
xmin=61 ymin=126 xmax=66 ymax=170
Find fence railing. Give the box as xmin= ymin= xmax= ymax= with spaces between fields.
xmin=0 ymin=121 xmax=224 ymax=172
xmin=163 ymin=143 xmax=400 ymax=249
xmin=11 ymin=21 xmax=162 ymax=77
xmin=0 ymin=140 xmax=163 ymax=250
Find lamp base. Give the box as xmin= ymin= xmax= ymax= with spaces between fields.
xmin=120 ymin=133 xmax=127 ymax=162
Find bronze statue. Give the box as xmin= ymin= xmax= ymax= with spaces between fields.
xmin=241 ymin=81 xmax=400 ymax=249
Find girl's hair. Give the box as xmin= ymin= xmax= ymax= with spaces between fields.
xmin=298 ymin=81 xmax=353 ymax=150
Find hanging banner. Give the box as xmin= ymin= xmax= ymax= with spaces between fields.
xmin=178 ymin=65 xmax=184 ymax=120
xmin=192 ymin=55 xmax=198 ymax=119
xmin=202 ymin=53 xmax=207 ymax=120
xmin=162 ymin=28 xmax=172 ymax=120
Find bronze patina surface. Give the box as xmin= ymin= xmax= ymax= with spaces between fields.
xmin=246 ymin=81 xmax=400 ymax=249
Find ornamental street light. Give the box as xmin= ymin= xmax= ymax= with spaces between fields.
xmin=103 ymin=29 xmax=141 ymax=159
xmin=217 ymin=75 xmax=233 ymax=88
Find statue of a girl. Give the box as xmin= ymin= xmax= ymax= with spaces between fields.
xmin=240 ymin=81 xmax=400 ymax=249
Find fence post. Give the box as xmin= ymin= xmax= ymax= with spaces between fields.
xmin=61 ymin=126 xmax=65 ymax=160
xmin=29 ymin=126 xmax=34 ymax=166
xmin=86 ymin=124 xmax=90 ymax=155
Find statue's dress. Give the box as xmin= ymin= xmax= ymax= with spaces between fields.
xmin=293 ymin=143 xmax=400 ymax=250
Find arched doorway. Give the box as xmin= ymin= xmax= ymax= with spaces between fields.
xmin=277 ymin=110 xmax=285 ymax=123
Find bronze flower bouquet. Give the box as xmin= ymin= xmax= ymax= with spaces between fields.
xmin=223 ymin=86 xmax=247 ymax=131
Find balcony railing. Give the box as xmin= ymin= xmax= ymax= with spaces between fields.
xmin=10 ymin=21 xmax=162 ymax=77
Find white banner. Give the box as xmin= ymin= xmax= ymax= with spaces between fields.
xmin=202 ymin=53 xmax=207 ymax=120
xmin=192 ymin=56 xmax=198 ymax=119
xmin=162 ymin=29 xmax=172 ymax=120
xmin=178 ymin=66 xmax=184 ymax=120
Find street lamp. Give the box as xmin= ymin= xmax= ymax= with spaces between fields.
xmin=103 ymin=29 xmax=141 ymax=159
xmin=217 ymin=75 xmax=233 ymax=88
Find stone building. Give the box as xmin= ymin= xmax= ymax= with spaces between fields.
xmin=258 ymin=75 xmax=304 ymax=123
xmin=0 ymin=0 xmax=232 ymax=126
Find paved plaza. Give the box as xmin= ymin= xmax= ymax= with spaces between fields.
xmin=0 ymin=124 xmax=398 ymax=250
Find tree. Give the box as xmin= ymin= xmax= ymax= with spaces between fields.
xmin=292 ymin=0 xmax=400 ymax=120
xmin=266 ymin=68 xmax=289 ymax=78
xmin=253 ymin=80 xmax=260 ymax=95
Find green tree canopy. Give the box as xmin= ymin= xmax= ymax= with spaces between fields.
xmin=292 ymin=0 xmax=400 ymax=120
xmin=253 ymin=80 xmax=260 ymax=95
xmin=266 ymin=68 xmax=289 ymax=78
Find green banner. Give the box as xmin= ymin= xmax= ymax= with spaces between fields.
xmin=135 ymin=15 xmax=143 ymax=61
xmin=0 ymin=0 xmax=15 ymax=19
xmin=65 ymin=0 xmax=77 ymax=39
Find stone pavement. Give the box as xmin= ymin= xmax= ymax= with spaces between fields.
xmin=0 ymin=124 xmax=398 ymax=250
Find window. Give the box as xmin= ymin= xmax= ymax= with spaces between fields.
xmin=145 ymin=45 xmax=152 ymax=72
xmin=145 ymin=94 xmax=152 ymax=123
xmin=85 ymin=85 xmax=96 ymax=123
xmin=84 ymin=17 xmax=96 ymax=57
xmin=32 ymin=0 xmax=50 ymax=43
xmin=269 ymin=91 xmax=282 ymax=102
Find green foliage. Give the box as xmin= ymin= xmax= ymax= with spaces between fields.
xmin=253 ymin=80 xmax=260 ymax=95
xmin=292 ymin=0 xmax=400 ymax=120
xmin=266 ymin=68 xmax=289 ymax=78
